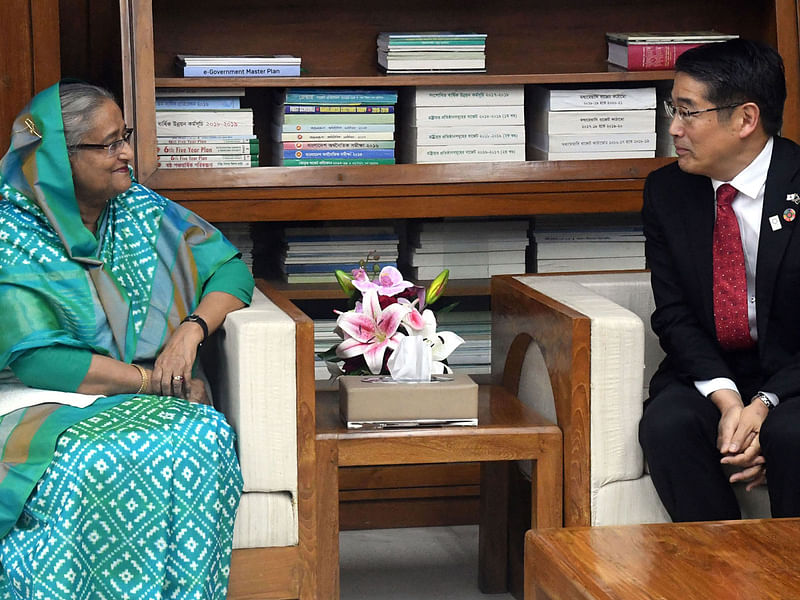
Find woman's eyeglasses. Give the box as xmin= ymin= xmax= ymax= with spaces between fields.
xmin=69 ymin=128 xmax=134 ymax=156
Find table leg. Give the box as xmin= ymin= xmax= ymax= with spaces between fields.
xmin=530 ymin=441 xmax=563 ymax=529
xmin=478 ymin=460 xmax=511 ymax=593
xmin=316 ymin=438 xmax=340 ymax=599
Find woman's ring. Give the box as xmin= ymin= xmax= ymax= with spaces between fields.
xmin=173 ymin=375 xmax=184 ymax=382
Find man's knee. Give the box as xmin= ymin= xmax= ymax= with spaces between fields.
xmin=761 ymin=403 xmax=800 ymax=455
xmin=640 ymin=385 xmax=717 ymax=450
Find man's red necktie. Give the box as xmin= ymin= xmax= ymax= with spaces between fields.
xmin=712 ymin=183 xmax=754 ymax=350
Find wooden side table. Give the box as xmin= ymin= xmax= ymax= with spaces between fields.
xmin=525 ymin=518 xmax=800 ymax=600
xmin=315 ymin=384 xmax=563 ymax=599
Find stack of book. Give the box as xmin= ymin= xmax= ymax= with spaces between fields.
xmin=177 ymin=54 xmax=301 ymax=78
xmin=155 ymin=88 xmax=259 ymax=168
xmin=527 ymin=86 xmax=657 ymax=160
xmin=532 ymin=215 xmax=646 ymax=273
xmin=436 ymin=310 xmax=492 ymax=376
xmin=377 ymin=31 xmax=487 ymax=74
xmin=313 ymin=317 xmax=339 ymax=380
xmin=400 ymin=86 xmax=525 ymax=164
xmin=214 ymin=222 xmax=254 ymax=272
xmin=656 ymin=89 xmax=678 ymax=157
xmin=606 ymin=32 xmax=738 ymax=71
xmin=273 ymin=88 xmax=398 ymax=166
xmin=407 ymin=219 xmax=529 ymax=281
xmin=281 ymin=224 xmax=400 ymax=284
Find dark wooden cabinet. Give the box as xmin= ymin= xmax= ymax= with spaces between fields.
xmin=0 ymin=0 xmax=60 ymax=154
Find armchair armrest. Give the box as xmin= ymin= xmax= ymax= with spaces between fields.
xmin=492 ymin=274 xmax=647 ymax=527
xmin=203 ymin=283 xmax=315 ymax=499
xmin=492 ymin=275 xmax=591 ymax=526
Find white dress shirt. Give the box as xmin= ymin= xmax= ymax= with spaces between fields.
xmin=694 ymin=137 xmax=780 ymax=406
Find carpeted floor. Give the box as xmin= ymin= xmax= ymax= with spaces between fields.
xmin=339 ymin=525 xmax=515 ymax=599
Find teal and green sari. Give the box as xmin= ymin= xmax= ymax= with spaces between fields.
xmin=0 ymin=82 xmax=249 ymax=598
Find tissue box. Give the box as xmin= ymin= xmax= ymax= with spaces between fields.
xmin=339 ymin=374 xmax=479 ymax=429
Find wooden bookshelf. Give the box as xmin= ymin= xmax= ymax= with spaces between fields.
xmin=121 ymin=0 xmax=800 ymax=215
xmin=117 ymin=3 xmax=800 ymax=595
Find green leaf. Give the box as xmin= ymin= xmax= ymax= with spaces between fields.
xmin=316 ymin=345 xmax=341 ymax=362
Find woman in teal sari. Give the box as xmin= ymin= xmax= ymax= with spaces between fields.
xmin=0 ymin=81 xmax=254 ymax=598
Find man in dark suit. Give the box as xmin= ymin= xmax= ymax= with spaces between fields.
xmin=640 ymin=39 xmax=800 ymax=521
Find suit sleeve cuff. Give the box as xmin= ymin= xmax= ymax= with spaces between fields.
xmin=695 ymin=377 xmax=739 ymax=398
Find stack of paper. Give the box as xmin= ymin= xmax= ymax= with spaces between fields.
xmin=155 ymin=87 xmax=259 ymax=169
xmin=281 ymin=224 xmax=400 ymax=284
xmin=527 ymin=86 xmax=657 ymax=161
xmin=407 ymin=219 xmax=529 ymax=280
xmin=532 ymin=215 xmax=646 ymax=273
xmin=273 ymin=88 xmax=398 ymax=166
xmin=377 ymin=32 xmax=487 ymax=74
xmin=177 ymin=54 xmax=301 ymax=77
xmin=400 ymin=86 xmax=525 ymax=164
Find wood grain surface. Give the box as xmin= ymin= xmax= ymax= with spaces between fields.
xmin=526 ymin=518 xmax=800 ymax=600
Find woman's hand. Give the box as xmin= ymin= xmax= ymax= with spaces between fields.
xmin=186 ymin=378 xmax=210 ymax=405
xmin=151 ymin=321 xmax=205 ymax=397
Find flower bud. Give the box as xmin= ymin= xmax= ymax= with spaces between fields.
xmin=425 ymin=269 xmax=449 ymax=305
xmin=335 ymin=269 xmax=356 ymax=296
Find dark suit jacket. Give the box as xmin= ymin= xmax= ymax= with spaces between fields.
xmin=643 ymin=136 xmax=800 ymax=400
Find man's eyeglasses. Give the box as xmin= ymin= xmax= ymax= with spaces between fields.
xmin=69 ymin=128 xmax=133 ymax=156
xmin=663 ymin=101 xmax=744 ymax=122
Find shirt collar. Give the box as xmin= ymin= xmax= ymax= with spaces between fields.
xmin=711 ymin=136 xmax=773 ymax=200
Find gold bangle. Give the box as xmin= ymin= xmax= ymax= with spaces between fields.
xmin=132 ymin=363 xmax=149 ymax=394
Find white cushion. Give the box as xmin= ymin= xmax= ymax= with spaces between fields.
xmin=233 ymin=491 xmax=298 ymax=548
xmin=214 ymin=289 xmax=298 ymax=495
xmin=517 ymin=276 xmax=646 ymax=500
xmin=592 ymin=474 xmax=671 ymax=525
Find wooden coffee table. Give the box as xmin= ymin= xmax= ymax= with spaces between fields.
xmin=525 ymin=518 xmax=800 ymax=600
xmin=315 ymin=384 xmax=563 ymax=599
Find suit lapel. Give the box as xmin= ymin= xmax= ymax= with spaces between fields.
xmin=683 ymin=175 xmax=716 ymax=327
xmin=756 ymin=138 xmax=800 ymax=342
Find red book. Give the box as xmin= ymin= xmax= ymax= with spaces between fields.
xmin=607 ymin=41 xmax=703 ymax=71
xmin=606 ymin=32 xmax=738 ymax=71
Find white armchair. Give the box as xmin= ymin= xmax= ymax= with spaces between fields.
xmin=203 ymin=283 xmax=317 ymax=599
xmin=492 ymin=271 xmax=770 ymax=528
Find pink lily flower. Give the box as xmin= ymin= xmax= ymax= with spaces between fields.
xmin=350 ymin=268 xmax=379 ymax=293
xmin=397 ymin=298 xmax=426 ymax=332
xmin=352 ymin=265 xmax=414 ymax=297
xmin=335 ymin=289 xmax=410 ymax=374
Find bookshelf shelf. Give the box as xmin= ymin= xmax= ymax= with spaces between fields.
xmin=122 ymin=0 xmax=800 ymax=241
xmin=154 ymin=69 xmax=676 ymax=89
xmin=268 ymin=278 xmax=490 ymax=301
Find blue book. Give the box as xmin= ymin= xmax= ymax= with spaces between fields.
xmin=183 ymin=65 xmax=301 ymax=77
xmin=286 ymin=261 xmax=398 ymax=274
xmin=284 ymin=149 xmax=395 ymax=159
xmin=155 ymin=97 xmax=241 ymax=109
xmin=284 ymin=88 xmax=398 ymax=105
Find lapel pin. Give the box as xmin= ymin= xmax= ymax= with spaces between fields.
xmin=786 ymin=193 xmax=800 ymax=204
xmin=770 ymin=215 xmax=783 ymax=231
xmin=783 ymin=208 xmax=796 ymax=222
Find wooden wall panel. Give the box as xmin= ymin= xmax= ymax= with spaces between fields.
xmin=0 ymin=0 xmax=60 ymax=154
xmin=59 ymin=0 xmax=123 ymax=100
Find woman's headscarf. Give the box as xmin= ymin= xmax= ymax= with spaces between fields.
xmin=0 ymin=82 xmax=241 ymax=367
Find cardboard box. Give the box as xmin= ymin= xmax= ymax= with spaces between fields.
xmin=339 ymin=373 xmax=479 ymax=429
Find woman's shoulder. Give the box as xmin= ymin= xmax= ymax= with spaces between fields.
xmin=0 ymin=182 xmax=51 ymax=233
